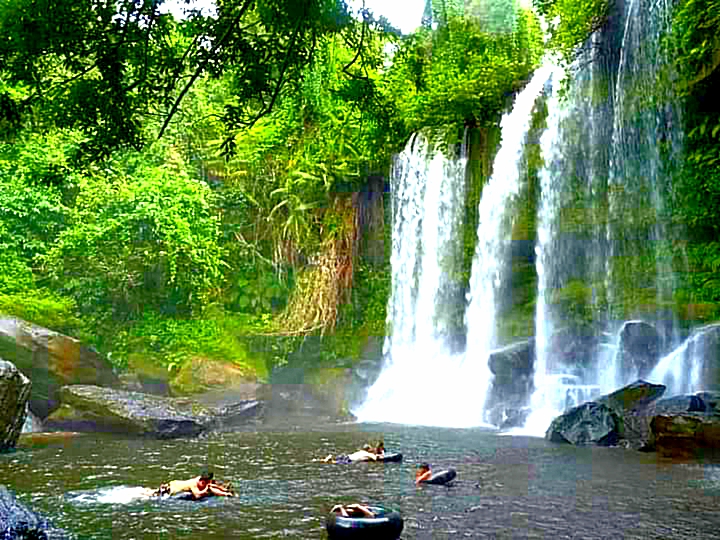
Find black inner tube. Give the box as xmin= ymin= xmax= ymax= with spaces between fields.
xmin=326 ymin=506 xmax=404 ymax=540
xmin=423 ymin=468 xmax=457 ymax=485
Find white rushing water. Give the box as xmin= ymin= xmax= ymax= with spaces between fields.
xmin=357 ymin=65 xmax=552 ymax=427
xmin=522 ymin=0 xmax=687 ymax=436
xmin=465 ymin=63 xmax=554 ymax=423
xmin=359 ymin=0 xmax=694 ymax=432
xmin=353 ymin=133 xmax=471 ymax=427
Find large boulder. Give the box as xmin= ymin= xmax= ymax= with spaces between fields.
xmin=650 ymin=414 xmax=720 ymax=458
xmin=595 ymin=380 xmax=666 ymax=449
xmin=45 ymin=385 xmax=206 ymax=438
xmin=616 ymin=321 xmax=662 ymax=382
xmin=0 ymin=318 xmax=119 ymax=419
xmin=546 ymin=402 xmax=619 ymax=445
xmin=0 ymin=485 xmax=70 ymax=539
xmin=0 ymin=360 xmax=31 ymax=451
xmin=546 ymin=380 xmax=667 ymax=449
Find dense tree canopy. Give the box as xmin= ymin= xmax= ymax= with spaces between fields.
xmin=0 ymin=0 xmax=353 ymax=155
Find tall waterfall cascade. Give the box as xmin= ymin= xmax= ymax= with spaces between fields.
xmin=353 ymin=133 xmax=471 ymax=427
xmin=355 ymin=66 xmax=553 ymax=427
xmin=356 ymin=0 xmax=706 ymax=431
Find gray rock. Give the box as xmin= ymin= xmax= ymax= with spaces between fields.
xmin=0 ymin=359 xmax=31 ymax=451
xmin=654 ymin=395 xmax=706 ymax=415
xmin=0 ymin=485 xmax=71 ymax=539
xmin=487 ymin=340 xmax=535 ymax=425
xmin=616 ymin=321 xmax=662 ymax=382
xmin=46 ymin=385 xmax=205 ymax=439
xmin=596 ymin=379 xmax=666 ymax=413
xmin=696 ymin=391 xmax=720 ymax=413
xmin=594 ymin=380 xmax=666 ymax=450
xmin=546 ymin=402 xmax=619 ymax=446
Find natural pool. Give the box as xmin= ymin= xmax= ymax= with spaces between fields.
xmin=4 ymin=423 xmax=720 ymax=539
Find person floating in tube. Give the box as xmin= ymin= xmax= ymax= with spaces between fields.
xmin=330 ymin=503 xmax=376 ymax=518
xmin=321 ymin=444 xmax=380 ymax=464
xmin=148 ymin=470 xmax=235 ymax=499
xmin=373 ymin=440 xmax=385 ymax=457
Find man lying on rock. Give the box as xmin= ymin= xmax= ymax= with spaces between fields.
xmin=146 ymin=470 xmax=235 ymax=500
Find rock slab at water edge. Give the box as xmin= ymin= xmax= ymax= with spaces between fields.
xmin=47 ymin=385 xmax=205 ymax=438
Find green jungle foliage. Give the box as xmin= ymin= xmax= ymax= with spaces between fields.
xmin=42 ymin=144 xmax=224 ymax=318
xmin=534 ymin=0 xmax=610 ymax=66
xmin=13 ymin=0 xmax=720 ymax=388
xmin=385 ymin=3 xmax=543 ymax=138
xmin=669 ymin=0 xmax=720 ymax=317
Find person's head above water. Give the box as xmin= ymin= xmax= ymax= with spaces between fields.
xmin=416 ymin=462 xmax=431 ymax=482
xmin=362 ymin=444 xmax=372 ymax=451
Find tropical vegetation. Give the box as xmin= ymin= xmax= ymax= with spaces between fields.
xmin=1 ymin=0 xmax=719 ymax=390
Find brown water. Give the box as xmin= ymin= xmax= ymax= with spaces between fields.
xmin=3 ymin=424 xmax=720 ymax=539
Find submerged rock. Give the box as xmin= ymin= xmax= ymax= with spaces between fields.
xmin=0 ymin=317 xmax=119 ymax=419
xmin=0 ymin=359 xmax=31 ymax=451
xmin=0 ymin=485 xmax=71 ymax=539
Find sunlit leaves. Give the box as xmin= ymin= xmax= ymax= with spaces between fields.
xmin=535 ymin=0 xmax=610 ymax=66
xmin=43 ymin=145 xmax=223 ymax=316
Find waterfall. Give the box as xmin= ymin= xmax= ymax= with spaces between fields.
xmin=356 ymin=65 xmax=552 ymax=427
xmin=353 ymin=133 xmax=470 ymax=427
xmin=357 ymin=0 xmax=694 ymax=431
xmin=526 ymin=0 xmax=686 ymax=434
xmin=465 ymin=64 xmax=553 ymax=422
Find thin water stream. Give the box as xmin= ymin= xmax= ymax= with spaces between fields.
xmin=5 ymin=426 xmax=720 ymax=539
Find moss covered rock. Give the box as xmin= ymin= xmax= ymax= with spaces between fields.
xmin=170 ymin=356 xmax=254 ymax=395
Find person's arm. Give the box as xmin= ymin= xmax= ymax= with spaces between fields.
xmin=208 ymin=483 xmax=234 ymax=497
xmin=346 ymin=504 xmax=375 ymax=518
xmin=416 ymin=471 xmax=433 ymax=484
xmin=331 ymin=505 xmax=349 ymax=517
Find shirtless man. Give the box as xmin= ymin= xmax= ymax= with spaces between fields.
xmin=415 ymin=462 xmax=432 ymax=485
xmin=152 ymin=471 xmax=235 ymax=499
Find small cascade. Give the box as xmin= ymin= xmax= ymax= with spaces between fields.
xmin=354 ymin=133 xmax=470 ymax=426
xmin=648 ymin=324 xmax=720 ymax=396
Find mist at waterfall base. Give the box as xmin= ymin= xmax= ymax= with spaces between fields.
xmin=356 ymin=0 xmax=711 ymax=434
